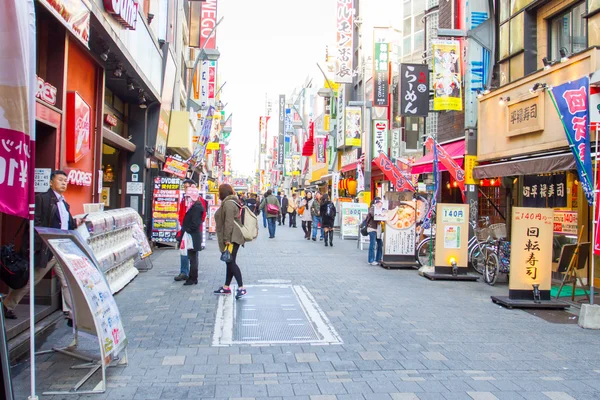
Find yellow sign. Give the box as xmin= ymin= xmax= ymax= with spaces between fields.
xmin=345 ymin=107 xmax=361 ymax=147
xmin=464 ymin=155 xmax=479 ymax=185
xmin=323 ymin=114 xmax=331 ymax=132
xmin=435 ymin=203 xmax=469 ymax=268
xmin=509 ymin=207 xmax=553 ymax=291
xmin=506 ymin=94 xmax=545 ymax=137
xmin=206 ymin=142 xmax=220 ymax=150
xmin=432 ymin=40 xmax=462 ymax=111
xmin=325 ymin=80 xmax=340 ymax=93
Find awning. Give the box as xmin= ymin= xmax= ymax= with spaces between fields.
xmin=103 ymin=128 xmax=136 ymax=152
xmin=473 ymin=153 xmax=575 ymax=179
xmin=411 ymin=140 xmax=465 ymax=174
xmin=341 ymin=162 xmax=358 ymax=173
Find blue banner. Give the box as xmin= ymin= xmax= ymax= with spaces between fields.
xmin=549 ymin=77 xmax=593 ymax=205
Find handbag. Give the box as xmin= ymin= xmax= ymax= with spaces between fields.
xmin=0 ymin=221 xmax=29 ymax=290
xmin=298 ymin=205 xmax=305 ymax=215
xmin=220 ymin=248 xmax=232 ymax=263
xmin=359 ymin=215 xmax=370 ymax=237
xmin=266 ymin=203 xmax=279 ymax=215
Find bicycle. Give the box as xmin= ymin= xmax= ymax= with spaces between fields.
xmin=483 ymin=223 xmax=511 ymax=285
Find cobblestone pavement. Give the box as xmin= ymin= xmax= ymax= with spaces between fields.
xmin=11 ymin=224 xmax=600 ymax=400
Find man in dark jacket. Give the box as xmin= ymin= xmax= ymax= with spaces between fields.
xmin=276 ymin=191 xmax=283 ymax=225
xmin=281 ymin=194 xmax=289 ymax=226
xmin=3 ymin=170 xmax=81 ymax=321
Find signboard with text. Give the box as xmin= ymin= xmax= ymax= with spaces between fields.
xmin=553 ymin=210 xmax=577 ymax=235
xmin=66 ymin=91 xmax=91 ymax=163
xmin=340 ymin=202 xmax=368 ymax=239
xmin=434 ymin=204 xmax=469 ymax=268
xmin=373 ymin=42 xmax=389 ymax=107
xmin=335 ymin=0 xmax=354 ymax=83
xmin=507 ymin=94 xmax=544 ymax=137
xmin=400 ymin=64 xmax=429 ymax=117
xmin=344 ymin=106 xmax=361 ymax=147
xmin=372 ymin=120 xmax=388 ymax=159
xmin=151 ymin=177 xmax=181 ymax=243
xmin=384 ymin=200 xmax=416 ymax=256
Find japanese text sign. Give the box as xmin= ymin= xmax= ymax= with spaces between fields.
xmin=66 ymin=92 xmax=91 ymax=163
xmin=510 ymin=207 xmax=553 ymax=292
xmin=372 ymin=120 xmax=388 ymax=159
xmin=432 ymin=40 xmax=462 ymax=111
xmin=522 ymin=173 xmax=567 ymax=208
xmin=278 ymin=95 xmax=285 ymax=166
xmin=549 ymin=77 xmax=593 ymax=205
xmin=162 ymin=156 xmax=189 ymax=179
xmin=400 ymin=64 xmax=429 ymax=117
xmin=374 ymin=42 xmax=389 ymax=107
xmin=553 ymin=210 xmax=577 ymax=235
xmin=507 ymin=94 xmax=544 ymax=137
xmin=335 ymin=0 xmax=354 ymax=83
xmin=336 ymin=86 xmax=346 ymax=149
xmin=151 ymin=177 xmax=181 ymax=243
xmin=435 ymin=204 xmax=469 ymax=267
xmin=373 ymin=152 xmax=415 ymax=192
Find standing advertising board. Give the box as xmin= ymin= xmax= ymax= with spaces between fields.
xmin=208 ymin=205 xmax=219 ymax=233
xmin=430 ymin=204 xmax=471 ymax=277
xmin=340 ymin=203 xmax=368 ymax=239
xmin=381 ymin=192 xmax=418 ymax=269
xmin=151 ymin=177 xmax=181 ymax=243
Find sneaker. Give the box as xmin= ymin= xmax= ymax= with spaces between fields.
xmin=214 ymin=287 xmax=232 ymax=295
xmin=370 ymin=262 xmax=379 ymax=266
xmin=174 ymin=273 xmax=188 ymax=281
xmin=312 ymin=237 xmax=316 ymax=241
xmin=235 ymin=288 xmax=247 ymax=299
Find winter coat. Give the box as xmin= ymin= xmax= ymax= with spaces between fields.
xmin=320 ymin=201 xmax=336 ymax=226
xmin=311 ymin=198 xmax=321 ymax=217
xmin=281 ymin=197 xmax=289 ymax=212
xmin=259 ymin=195 xmax=281 ymax=218
xmin=215 ymin=195 xmax=246 ymax=253
xmin=301 ymin=199 xmax=314 ymax=222
xmin=181 ymin=201 xmax=205 ymax=251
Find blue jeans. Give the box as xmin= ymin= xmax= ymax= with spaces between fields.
xmin=267 ymin=217 xmax=277 ymax=237
xmin=180 ymin=254 xmax=190 ymax=276
xmin=262 ymin=211 xmax=267 ymax=228
xmin=312 ymin=216 xmax=324 ymax=239
xmin=368 ymin=231 xmax=383 ymax=263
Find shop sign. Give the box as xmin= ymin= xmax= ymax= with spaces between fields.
xmin=432 ymin=40 xmax=462 ymax=111
xmin=372 ymin=120 xmax=388 ymax=159
xmin=208 ymin=205 xmax=219 ymax=233
xmin=66 ymin=168 xmax=93 ymax=186
xmin=38 ymin=0 xmax=90 ymax=47
xmin=384 ymin=200 xmax=417 ymax=256
xmin=36 ymin=76 xmax=57 ymax=106
xmin=400 ymin=64 xmax=429 ymax=117
xmin=590 ymin=86 xmax=600 ymax=130
xmin=332 ymin=173 xmax=340 ymax=203
xmin=66 ymin=92 xmax=91 ymax=163
xmin=277 ymin=95 xmax=285 ymax=166
xmin=34 ymin=168 xmax=52 ymax=193
xmin=335 ymin=0 xmax=353 ymax=83
xmin=441 ymin=205 xmax=466 ymax=223
xmin=336 ymin=86 xmax=346 ymax=149
xmin=316 ymin=137 xmax=326 ymax=164
xmin=506 ymin=94 xmax=544 ymax=137
xmin=464 ymin=155 xmax=478 ymax=185
xmin=435 ymin=203 xmax=469 ymax=267
xmin=199 ymin=0 xmax=218 ymax=49
xmin=151 ymin=177 xmax=181 ymax=243
xmin=104 ymin=113 xmax=118 ymax=127
xmin=390 ymin=129 xmax=401 ymax=161
xmin=104 ymin=0 xmax=139 ymax=30
xmin=163 ymin=156 xmax=189 ymax=179
xmin=340 ymin=203 xmax=368 ymax=238
xmin=510 ymin=207 xmax=553 ymax=291
xmin=344 ymin=106 xmax=361 ymax=147
xmin=553 ymin=210 xmax=577 ymax=235
xmin=373 ymin=41 xmax=389 ymax=107
xmin=522 ymin=173 xmax=567 ymax=208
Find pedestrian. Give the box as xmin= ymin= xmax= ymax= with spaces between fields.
xmin=288 ymin=193 xmax=298 ymax=228
xmin=366 ymin=197 xmax=384 ymax=266
xmin=300 ymin=192 xmax=313 ymax=240
xmin=179 ymin=186 xmax=205 ymax=285
xmin=259 ymin=195 xmax=267 ymax=228
xmin=311 ymin=192 xmax=324 ymax=241
xmin=319 ymin=194 xmax=336 ymax=247
xmin=3 ymin=170 xmax=82 ymax=324
xmin=175 ymin=179 xmax=195 ymax=282
xmin=213 ymin=184 xmax=247 ymax=299
xmin=260 ymin=189 xmax=280 ymax=238
xmin=281 ymin=194 xmax=289 ymax=226
xmin=244 ymin=193 xmax=259 ymax=215
xmin=276 ymin=191 xmax=283 ymax=225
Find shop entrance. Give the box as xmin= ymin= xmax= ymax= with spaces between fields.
xmin=101 ymin=144 xmax=124 ymax=209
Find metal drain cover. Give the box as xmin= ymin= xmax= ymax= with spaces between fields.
xmin=213 ymin=285 xmax=342 ymax=346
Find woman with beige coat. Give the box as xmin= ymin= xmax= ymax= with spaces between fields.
xmin=213 ymin=184 xmax=247 ymax=299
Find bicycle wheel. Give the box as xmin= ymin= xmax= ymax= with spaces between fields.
xmin=469 ymin=244 xmax=485 ymax=275
xmin=484 ymin=252 xmax=500 ymax=286
xmin=417 ymin=238 xmax=435 ymax=266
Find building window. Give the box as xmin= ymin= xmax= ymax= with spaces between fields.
xmin=549 ymin=2 xmax=587 ymax=61
xmin=497 ymin=0 xmax=536 ymax=85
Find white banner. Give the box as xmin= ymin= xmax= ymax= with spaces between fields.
xmin=372 ymin=120 xmax=388 ymax=159
xmin=335 ymin=0 xmax=354 ymax=83
xmin=336 ymin=86 xmax=346 ymax=148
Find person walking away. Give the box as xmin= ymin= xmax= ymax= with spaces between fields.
xmin=259 ymin=195 xmax=267 ymax=228
xmin=3 ymin=170 xmax=82 ymax=325
xmin=175 ymin=179 xmax=195 ymax=281
xmin=281 ymin=194 xmax=289 ymax=226
xmin=311 ymin=192 xmax=324 ymax=241
xmin=260 ymin=190 xmax=280 ymax=238
xmin=244 ymin=193 xmax=258 ymax=215
xmin=276 ymin=191 xmax=283 ymax=225
xmin=288 ymin=193 xmax=298 ymax=228
xmin=366 ymin=197 xmax=384 ymax=266
xmin=213 ymin=184 xmax=247 ymax=299
xmin=180 ymin=187 xmax=205 ymax=285
xmin=319 ymin=194 xmax=336 ymax=247
xmin=300 ymin=192 xmax=313 ymax=239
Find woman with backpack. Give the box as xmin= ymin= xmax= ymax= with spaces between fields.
xmin=319 ymin=194 xmax=336 ymax=247
xmin=366 ymin=197 xmax=384 ymax=265
xmin=300 ymin=192 xmax=314 ymax=240
xmin=214 ymin=184 xmax=247 ymax=299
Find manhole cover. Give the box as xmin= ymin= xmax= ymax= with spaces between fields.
xmin=257 ymin=279 xmax=292 ymax=284
xmin=159 ymin=270 xmax=181 ymax=276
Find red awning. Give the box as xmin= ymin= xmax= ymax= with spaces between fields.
xmin=410 ymin=140 xmax=465 ymax=175
xmin=341 ymin=162 xmax=358 ymax=173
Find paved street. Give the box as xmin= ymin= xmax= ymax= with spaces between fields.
xmin=11 ymin=224 xmax=600 ymax=400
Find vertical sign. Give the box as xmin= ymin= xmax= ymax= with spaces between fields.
xmin=336 ymin=86 xmax=346 ymax=148
xmin=434 ymin=204 xmax=469 ymax=267
xmin=332 ymin=173 xmax=340 ymax=203
xmin=400 ymin=64 xmax=429 ymax=117
xmin=316 ymin=137 xmax=326 ymax=163
xmin=208 ymin=63 xmax=216 ymax=107
xmin=373 ymin=41 xmax=389 ymax=107
xmin=432 ymin=40 xmax=463 ymax=111
xmin=345 ymin=106 xmax=361 ymax=147
xmin=372 ymin=120 xmax=388 ymax=159
xmin=509 ymin=207 xmax=553 ymax=292
xmin=151 ymin=177 xmax=181 ymax=243
xmin=277 ymin=95 xmax=285 ymax=166
xmin=390 ymin=129 xmax=401 ymax=161
xmin=335 ymin=0 xmax=354 ymax=83
xmin=199 ymin=0 xmax=218 ymax=49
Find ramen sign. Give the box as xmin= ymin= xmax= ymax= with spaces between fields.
xmin=66 ymin=92 xmax=91 ymax=163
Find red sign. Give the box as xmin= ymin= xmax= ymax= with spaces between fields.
xmin=39 ymin=0 xmax=90 ymax=47
xmin=36 ymin=76 xmax=57 ymax=106
xmin=208 ymin=65 xmax=216 ymax=99
xmin=104 ymin=113 xmax=118 ymax=127
xmin=104 ymin=0 xmax=138 ymax=30
xmin=373 ymin=153 xmax=415 ymax=192
xmin=66 ymin=169 xmax=92 ymax=186
xmin=162 ymin=156 xmax=189 ymax=179
xmin=66 ymin=92 xmax=91 ymax=163
xmin=425 ymin=137 xmax=465 ymax=192
xmin=199 ymin=0 xmax=218 ymax=49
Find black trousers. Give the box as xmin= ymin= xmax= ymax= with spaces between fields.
xmin=289 ymin=211 xmax=297 ymax=227
xmin=225 ymin=243 xmax=243 ymax=287
xmin=302 ymin=221 xmax=312 ymax=237
xmin=187 ymin=249 xmax=199 ymax=281
xmin=281 ymin=212 xmax=287 ymax=225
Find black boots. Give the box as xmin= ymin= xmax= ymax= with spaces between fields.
xmin=329 ymin=231 xmax=333 ymax=247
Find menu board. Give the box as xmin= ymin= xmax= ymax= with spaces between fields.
xmin=47 ymin=237 xmax=127 ymax=365
xmin=553 ymin=210 xmax=577 ymax=235
xmin=340 ymin=203 xmax=368 ymax=238
xmin=151 ymin=177 xmax=181 ymax=243
xmin=384 ymin=200 xmax=417 ymax=256
xmin=208 ymin=205 xmax=219 ymax=233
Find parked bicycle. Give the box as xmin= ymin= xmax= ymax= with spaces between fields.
xmin=483 ymin=223 xmax=511 ymax=285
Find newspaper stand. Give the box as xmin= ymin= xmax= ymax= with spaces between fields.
xmin=35 ymin=228 xmax=128 ymax=395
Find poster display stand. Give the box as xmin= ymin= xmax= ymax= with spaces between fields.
xmin=340 ymin=203 xmax=368 ymax=240
xmin=380 ymin=192 xmax=418 ymax=269
xmin=35 ymin=229 xmax=128 ymax=395
xmin=423 ymin=203 xmax=478 ymax=281
xmin=151 ymin=177 xmax=181 ymax=245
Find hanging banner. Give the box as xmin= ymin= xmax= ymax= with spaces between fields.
xmin=316 ymin=137 xmax=326 ymax=164
xmin=400 ymin=64 xmax=429 ymax=117
xmin=336 ymin=86 xmax=346 ymax=148
xmin=345 ymin=106 xmax=361 ymax=147
xmin=163 ymin=156 xmax=189 ymax=179
xmin=151 ymin=177 xmax=181 ymax=243
xmin=39 ymin=0 xmax=90 ymax=47
xmin=259 ymin=116 xmax=270 ymax=154
xmin=0 ymin=0 xmax=36 ymax=219
xmin=522 ymin=173 xmax=567 ymax=208
xmin=332 ymin=173 xmax=340 ymax=203
xmin=372 ymin=120 xmax=388 ymax=159
xmin=277 ymin=95 xmax=285 ymax=165
xmin=548 ymin=76 xmax=593 ymax=205
xmin=335 ymin=0 xmax=354 ymax=83
xmin=192 ymin=106 xmax=215 ymax=161
xmin=432 ymin=40 xmax=463 ymax=111
xmin=373 ymin=42 xmax=389 ymax=107
xmin=373 ymin=153 xmax=415 ymax=192
xmin=424 ymin=137 xmax=465 ymax=192
xmin=199 ymin=0 xmax=218 ymax=49
xmin=356 ymin=162 xmax=365 ymax=192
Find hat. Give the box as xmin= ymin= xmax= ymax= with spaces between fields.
xmin=186 ymin=187 xmax=200 ymax=202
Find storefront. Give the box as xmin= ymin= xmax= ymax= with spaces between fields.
xmin=475 ymin=48 xmax=600 ymax=290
